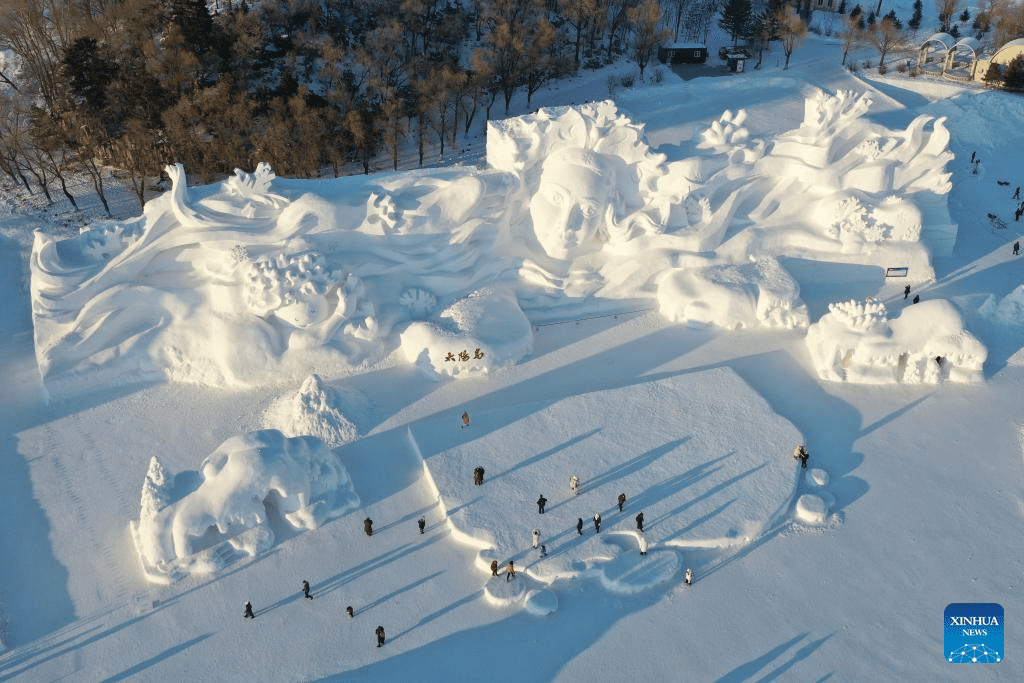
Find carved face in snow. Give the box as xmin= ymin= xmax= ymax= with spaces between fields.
xmin=529 ymin=148 xmax=613 ymax=260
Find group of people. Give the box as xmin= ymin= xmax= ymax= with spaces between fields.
xmin=487 ymin=474 xmax=659 ymax=584
xmin=244 ymin=581 xmax=381 ymax=646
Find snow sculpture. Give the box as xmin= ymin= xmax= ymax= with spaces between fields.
xmin=30 ymin=93 xmax=959 ymax=391
xmin=657 ymin=258 xmax=809 ymax=329
xmin=400 ymin=287 xmax=533 ymax=376
xmin=806 ymin=298 xmax=986 ymax=383
xmin=131 ymin=429 xmax=359 ymax=584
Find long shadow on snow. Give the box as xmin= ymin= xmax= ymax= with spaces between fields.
xmin=0 ymin=335 xmax=162 ymax=651
xmin=98 ymin=633 xmax=212 ymax=683
xmin=311 ymin=572 xmax=687 ymax=682
xmin=715 ymin=630 xmax=835 ymax=683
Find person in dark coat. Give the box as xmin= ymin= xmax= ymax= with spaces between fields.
xmin=537 ymin=495 xmax=548 ymax=514
xmin=1014 ymin=186 xmax=1021 ymax=200
xmin=364 ymin=517 xmax=373 ymax=536
xmin=302 ymin=579 xmax=313 ymax=600
xmin=903 ymin=284 xmax=910 ymax=299
xmin=617 ymin=493 xmax=626 ymax=512
xmin=376 ymin=625 xmax=386 ymax=647
xmin=1014 ymin=241 xmax=1020 ymax=256
xmin=418 ymin=516 xmax=426 ymax=534
xmin=244 ymin=601 xmax=255 ymax=619
xmin=576 ymin=517 xmax=584 ymax=535
xmin=593 ymin=513 xmax=602 ymax=533
xmin=506 ymin=560 xmax=516 ymax=581
xmin=490 ymin=559 xmax=499 ymax=576
xmin=473 ymin=466 xmax=485 ymax=485
xmin=912 ymin=294 xmax=920 ymax=304
xmin=635 ymin=512 xmax=644 ymax=532
xmin=346 ymin=606 xmax=355 ymax=618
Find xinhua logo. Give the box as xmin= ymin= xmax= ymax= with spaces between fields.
xmin=945 ymin=603 xmax=1003 ymax=663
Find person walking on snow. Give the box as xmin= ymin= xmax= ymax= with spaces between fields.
xmin=490 ymin=560 xmax=499 ymax=576
xmin=685 ymin=567 xmax=694 ymax=586
xmin=537 ymin=495 xmax=548 ymax=514
xmin=417 ymin=516 xmax=426 ymax=534
xmin=576 ymin=517 xmax=584 ymax=535
xmin=1015 ymin=241 xmax=1020 ymax=256
xmin=903 ymin=284 xmax=910 ymax=299
xmin=912 ymin=294 xmax=920 ymax=304
xmin=302 ymin=580 xmax=313 ymax=600
xmin=569 ymin=474 xmax=580 ymax=495
xmin=1015 ymin=186 xmax=1021 ymax=200
xmin=532 ymin=529 xmax=541 ymax=549
xmin=506 ymin=560 xmax=516 ymax=581
xmin=473 ymin=466 xmax=485 ymax=485
xmin=346 ymin=606 xmax=355 ymax=618
xmin=793 ymin=444 xmax=809 ymax=469
xmin=638 ymin=535 xmax=648 ymax=556
xmin=593 ymin=513 xmax=602 ymax=533
xmin=364 ymin=517 xmax=374 ymax=536
xmin=461 ymin=411 xmax=470 ymax=428
xmin=617 ymin=493 xmax=626 ymax=512
xmin=635 ymin=512 xmax=645 ymax=532
xmin=244 ymin=601 xmax=255 ymax=619
xmin=376 ymin=625 xmax=386 ymax=647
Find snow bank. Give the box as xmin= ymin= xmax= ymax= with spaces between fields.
xmin=131 ymin=429 xmax=359 ymax=584
xmin=806 ymin=298 xmax=986 ymax=383
xmin=261 ymin=374 xmax=360 ymax=447
xmin=31 ymin=93 xmax=955 ymax=391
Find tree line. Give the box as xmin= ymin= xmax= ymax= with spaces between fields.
xmin=1 ymin=1 xmax=1022 ymax=213
xmin=0 ymin=0 xmax=681 ymax=210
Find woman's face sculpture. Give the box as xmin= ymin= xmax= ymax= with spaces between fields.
xmin=529 ymin=148 xmax=612 ymax=260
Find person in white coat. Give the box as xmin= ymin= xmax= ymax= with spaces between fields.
xmin=638 ymin=535 xmax=648 ymax=556
xmin=532 ymin=528 xmax=541 ymax=549
xmin=569 ymin=474 xmax=580 ymax=495
xmin=684 ymin=567 xmax=694 ymax=586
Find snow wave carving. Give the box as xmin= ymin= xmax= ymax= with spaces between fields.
xmin=31 ymin=93 xmax=956 ymax=391
xmin=806 ymin=298 xmax=986 ymax=383
xmin=130 ymin=429 xmax=359 ymax=584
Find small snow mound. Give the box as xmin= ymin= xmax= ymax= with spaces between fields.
xmin=262 ymin=375 xmax=359 ymax=448
xmin=597 ymin=550 xmax=681 ymax=594
xmin=795 ymin=494 xmax=829 ymax=525
xmin=524 ymin=589 xmax=558 ymax=616
xmin=807 ymin=468 xmax=830 ymax=487
xmin=483 ymin=575 xmax=527 ymax=606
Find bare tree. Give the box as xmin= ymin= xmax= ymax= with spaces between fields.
xmin=935 ymin=0 xmax=962 ymax=32
xmin=838 ymin=14 xmax=864 ymax=65
xmin=629 ymin=0 xmax=671 ymax=80
xmin=869 ymin=14 xmax=906 ymax=67
xmin=777 ymin=8 xmax=808 ymax=69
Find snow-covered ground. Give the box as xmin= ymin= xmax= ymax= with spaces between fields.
xmin=2 ymin=26 xmax=1024 ymax=683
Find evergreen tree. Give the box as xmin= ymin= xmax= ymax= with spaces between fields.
xmin=909 ymin=0 xmax=922 ymax=30
xmin=61 ymin=38 xmax=119 ymax=115
xmin=1005 ymin=55 xmax=1024 ymax=89
xmin=719 ymin=0 xmax=753 ymax=45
